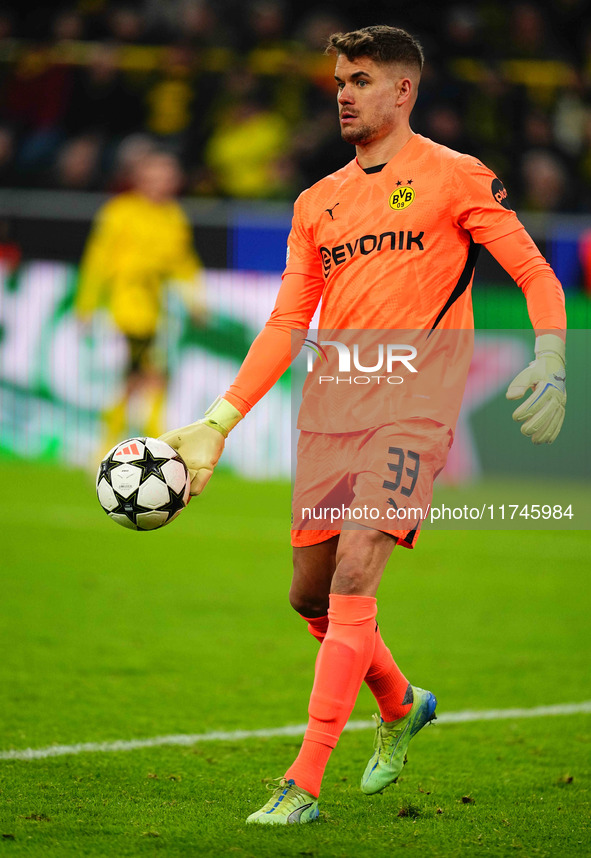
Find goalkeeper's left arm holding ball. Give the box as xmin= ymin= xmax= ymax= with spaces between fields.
xmin=160 ymin=396 xmax=243 ymax=496
xmin=160 ymin=274 xmax=321 ymax=494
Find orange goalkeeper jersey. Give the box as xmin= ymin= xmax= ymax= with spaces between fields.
xmin=225 ymin=134 xmax=565 ymax=429
xmin=286 ymin=133 xmax=515 ymax=331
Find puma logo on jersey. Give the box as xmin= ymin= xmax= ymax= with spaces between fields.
xmin=320 ymin=230 xmax=425 ymax=278
xmin=325 ymin=203 xmax=340 ymax=220
xmin=491 ymin=178 xmax=512 ymax=210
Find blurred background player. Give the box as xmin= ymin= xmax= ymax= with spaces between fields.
xmin=75 ymin=150 xmax=207 ymax=449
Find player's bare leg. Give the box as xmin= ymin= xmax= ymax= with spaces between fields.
xmin=291 ymin=531 xmax=415 ymax=720
xmin=330 ymin=532 xmax=436 ymax=798
xmin=248 ymin=529 xmax=436 ymax=822
xmin=102 ymin=366 xmax=145 ymax=453
xmin=249 ymin=529 xmax=397 ymax=824
xmin=330 ymin=528 xmax=396 ymax=595
xmin=289 ymin=528 xmax=401 ymax=607
xmin=289 ymin=536 xmax=338 ymax=618
xmin=141 ymin=367 xmax=167 ymax=439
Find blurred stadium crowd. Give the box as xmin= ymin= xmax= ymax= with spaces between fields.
xmin=0 ymin=0 xmax=590 ymax=211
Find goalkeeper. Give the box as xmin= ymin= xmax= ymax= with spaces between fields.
xmin=162 ymin=25 xmax=566 ymax=825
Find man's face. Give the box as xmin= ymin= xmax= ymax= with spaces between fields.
xmin=135 ymin=155 xmax=182 ymax=202
xmin=334 ymin=54 xmax=403 ymax=146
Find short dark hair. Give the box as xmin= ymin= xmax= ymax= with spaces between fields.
xmin=326 ymin=25 xmax=424 ymax=73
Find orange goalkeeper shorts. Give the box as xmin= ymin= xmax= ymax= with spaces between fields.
xmin=291 ymin=418 xmax=453 ymax=549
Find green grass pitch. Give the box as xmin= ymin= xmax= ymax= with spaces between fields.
xmin=0 ymin=460 xmax=589 ymax=856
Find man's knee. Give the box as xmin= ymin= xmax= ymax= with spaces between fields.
xmin=288 ymin=585 xmax=328 ymax=618
xmin=289 ymin=540 xmax=336 ymax=617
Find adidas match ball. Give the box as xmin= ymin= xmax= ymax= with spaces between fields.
xmin=96 ymin=437 xmax=191 ymax=531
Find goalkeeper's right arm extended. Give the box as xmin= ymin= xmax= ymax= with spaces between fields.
xmin=160 ymin=272 xmax=324 ymax=494
xmin=159 ymin=397 xmax=243 ymax=495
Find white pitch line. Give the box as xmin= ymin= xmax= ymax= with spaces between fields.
xmin=1 ymin=701 xmax=590 ymax=762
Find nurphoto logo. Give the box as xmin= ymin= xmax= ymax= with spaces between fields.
xmin=303 ymin=339 xmax=418 ymax=385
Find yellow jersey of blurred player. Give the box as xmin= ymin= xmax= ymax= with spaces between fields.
xmin=76 ymin=151 xmax=205 ymax=445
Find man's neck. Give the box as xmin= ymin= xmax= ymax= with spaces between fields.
xmin=355 ymin=127 xmax=415 ymax=169
xmin=137 ymin=191 xmax=169 ymax=204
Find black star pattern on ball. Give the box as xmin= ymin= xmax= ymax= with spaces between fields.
xmin=160 ymin=484 xmax=187 ymax=518
xmin=103 ymin=488 xmax=142 ymax=528
xmin=108 ymin=483 xmax=184 ymax=530
xmin=120 ymin=496 xmax=139 ymax=525
xmin=407 ymin=179 xmax=413 ymax=184
xmin=396 ymin=180 xmax=402 ymax=186
xmin=138 ymin=446 xmax=170 ymax=483
xmin=98 ymin=455 xmax=120 ymax=486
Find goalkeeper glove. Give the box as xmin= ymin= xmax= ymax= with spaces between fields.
xmin=159 ymin=397 xmax=243 ymax=495
xmin=506 ymin=333 xmax=566 ymax=445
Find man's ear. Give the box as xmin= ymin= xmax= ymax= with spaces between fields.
xmin=396 ymin=76 xmax=413 ymax=106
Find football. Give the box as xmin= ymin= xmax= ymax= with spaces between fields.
xmin=96 ymin=437 xmax=191 ymax=531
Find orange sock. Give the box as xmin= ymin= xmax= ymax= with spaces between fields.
xmin=365 ymin=631 xmax=413 ymax=721
xmin=305 ymin=614 xmax=329 ymax=643
xmin=302 ymin=614 xmax=412 ymax=722
xmin=285 ymin=594 xmax=377 ymax=796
